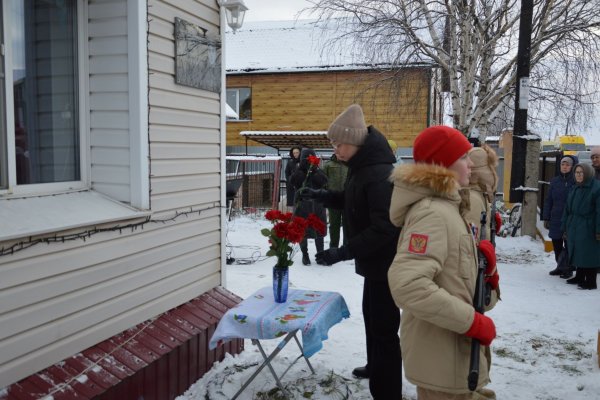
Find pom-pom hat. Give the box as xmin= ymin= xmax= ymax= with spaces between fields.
xmin=413 ymin=125 xmax=472 ymax=168
xmin=327 ymin=104 xmax=369 ymax=146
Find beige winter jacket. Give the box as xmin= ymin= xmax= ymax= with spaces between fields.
xmin=464 ymin=186 xmax=492 ymax=241
xmin=388 ymin=163 xmax=495 ymax=393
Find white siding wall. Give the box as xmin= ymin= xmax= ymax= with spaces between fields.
xmin=0 ymin=0 xmax=224 ymax=388
xmin=148 ymin=0 xmax=221 ymax=213
xmin=89 ymin=0 xmax=132 ymax=202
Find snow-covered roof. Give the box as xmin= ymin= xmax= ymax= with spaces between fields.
xmin=239 ymin=130 xmax=330 ymax=150
xmin=226 ymin=19 xmax=433 ymax=74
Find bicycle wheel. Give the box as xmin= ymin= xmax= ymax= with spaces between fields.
xmin=509 ymin=204 xmax=522 ymax=237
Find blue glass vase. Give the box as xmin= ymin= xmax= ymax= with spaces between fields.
xmin=272 ymin=267 xmax=289 ymax=303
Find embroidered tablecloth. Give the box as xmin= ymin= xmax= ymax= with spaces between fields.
xmin=209 ymin=287 xmax=350 ymax=358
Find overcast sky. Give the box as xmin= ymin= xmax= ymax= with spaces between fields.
xmin=242 ymin=0 xmax=313 ymax=22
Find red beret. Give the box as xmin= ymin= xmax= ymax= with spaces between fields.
xmin=413 ymin=126 xmax=472 ymax=168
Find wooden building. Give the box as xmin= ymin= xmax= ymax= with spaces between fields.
xmin=225 ymin=20 xmax=443 ymax=151
xmin=0 ymin=1 xmax=241 ymax=398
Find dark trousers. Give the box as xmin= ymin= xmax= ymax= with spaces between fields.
xmin=300 ymin=236 xmax=324 ymax=255
xmin=363 ymin=278 xmax=402 ymax=399
xmin=551 ymin=238 xmax=564 ymax=262
xmin=327 ymin=209 xmax=345 ymax=248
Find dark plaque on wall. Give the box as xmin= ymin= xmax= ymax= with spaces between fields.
xmin=175 ymin=17 xmax=222 ymax=92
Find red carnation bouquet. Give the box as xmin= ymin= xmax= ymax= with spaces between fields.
xmin=262 ymin=209 xmax=326 ymax=268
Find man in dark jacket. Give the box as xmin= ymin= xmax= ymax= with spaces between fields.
xmin=543 ymin=155 xmax=577 ymax=278
xmin=322 ymin=154 xmax=348 ymax=248
xmin=299 ymin=104 xmax=402 ymax=399
xmin=591 ymin=146 xmax=600 ymax=180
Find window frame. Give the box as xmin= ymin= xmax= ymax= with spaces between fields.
xmin=0 ymin=0 xmax=88 ymax=197
xmin=226 ymin=87 xmax=252 ymax=121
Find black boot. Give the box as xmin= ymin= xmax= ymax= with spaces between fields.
xmin=352 ymin=365 xmax=369 ymax=379
xmin=549 ymin=268 xmax=561 ymax=276
xmin=566 ymin=268 xmax=583 ymax=285
xmin=578 ymin=269 xmax=598 ymax=290
xmin=302 ymin=253 xmax=311 ymax=265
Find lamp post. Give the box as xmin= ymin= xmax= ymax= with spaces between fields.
xmin=221 ymin=0 xmax=248 ymax=33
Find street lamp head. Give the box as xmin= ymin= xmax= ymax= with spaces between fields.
xmin=221 ymin=0 xmax=248 ymax=33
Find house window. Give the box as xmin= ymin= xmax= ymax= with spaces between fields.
xmin=1 ymin=0 xmax=79 ymax=189
xmin=226 ymin=88 xmax=252 ymax=120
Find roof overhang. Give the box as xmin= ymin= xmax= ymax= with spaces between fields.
xmin=240 ymin=131 xmax=331 ymax=150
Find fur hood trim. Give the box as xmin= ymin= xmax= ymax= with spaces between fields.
xmin=389 ymin=163 xmax=463 ymax=228
xmin=390 ymin=163 xmax=460 ymax=196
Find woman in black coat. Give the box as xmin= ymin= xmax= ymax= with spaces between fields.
xmin=543 ymin=155 xmax=577 ymax=277
xmin=284 ymin=146 xmax=302 ymax=208
xmin=301 ymin=104 xmax=402 ymax=398
xmin=290 ymin=148 xmax=328 ymax=265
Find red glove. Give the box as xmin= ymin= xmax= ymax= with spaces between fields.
xmin=465 ymin=312 xmax=497 ymax=346
xmin=478 ymin=239 xmax=499 ymax=289
xmin=494 ymin=212 xmax=502 ymax=234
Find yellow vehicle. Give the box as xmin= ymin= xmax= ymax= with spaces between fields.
xmin=557 ymin=135 xmax=586 ymax=155
xmin=540 ymin=140 xmax=559 ymax=153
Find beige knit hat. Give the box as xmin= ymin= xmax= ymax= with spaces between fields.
xmin=469 ymin=144 xmax=499 ymax=197
xmin=327 ymin=104 xmax=368 ymax=146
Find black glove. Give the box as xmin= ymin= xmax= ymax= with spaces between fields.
xmin=315 ymin=246 xmax=351 ymax=266
xmin=296 ymin=188 xmax=329 ymax=203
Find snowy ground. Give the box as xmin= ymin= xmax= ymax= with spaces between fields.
xmin=177 ymin=214 xmax=600 ymax=400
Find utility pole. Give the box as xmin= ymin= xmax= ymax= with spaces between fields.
xmin=509 ymin=0 xmax=539 ymax=238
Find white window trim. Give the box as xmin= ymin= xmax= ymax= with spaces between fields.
xmin=0 ymin=0 xmax=88 ymax=196
xmin=0 ymin=1 xmax=150 ymax=242
xmin=128 ymin=0 xmax=149 ymax=210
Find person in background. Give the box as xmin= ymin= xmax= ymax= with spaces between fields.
xmin=298 ymin=104 xmax=402 ymax=399
xmin=561 ymin=162 xmax=600 ymax=290
xmin=388 ymin=126 xmax=499 ymax=400
xmin=591 ymin=146 xmax=600 ymax=180
xmin=464 ymin=144 xmax=501 ymax=243
xmin=387 ymin=139 xmax=402 ymax=165
xmin=322 ymin=154 xmax=348 ymax=249
xmin=543 ymin=155 xmax=577 ymax=277
xmin=290 ymin=148 xmax=328 ymax=265
xmin=285 ymin=146 xmax=302 ymax=211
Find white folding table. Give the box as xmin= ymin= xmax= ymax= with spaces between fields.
xmin=209 ymin=287 xmax=350 ymax=399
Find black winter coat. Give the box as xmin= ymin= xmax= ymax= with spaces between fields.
xmin=285 ymin=147 xmax=302 ymax=206
xmin=542 ymin=155 xmax=578 ymax=239
xmin=543 ymin=173 xmax=575 ymax=239
xmin=324 ymin=126 xmax=400 ymax=280
xmin=290 ymin=150 xmax=328 ymax=238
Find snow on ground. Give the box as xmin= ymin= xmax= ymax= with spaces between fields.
xmin=177 ymin=214 xmax=600 ymax=400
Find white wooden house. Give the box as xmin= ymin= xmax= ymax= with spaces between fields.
xmin=0 ymin=1 xmax=242 ymax=397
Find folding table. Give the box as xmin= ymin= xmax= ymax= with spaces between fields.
xmin=209 ymin=287 xmax=350 ymax=399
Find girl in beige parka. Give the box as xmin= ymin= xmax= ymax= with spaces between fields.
xmin=388 ymin=126 xmax=499 ymax=400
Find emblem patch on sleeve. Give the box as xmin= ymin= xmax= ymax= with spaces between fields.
xmin=408 ymin=233 xmax=429 ymax=254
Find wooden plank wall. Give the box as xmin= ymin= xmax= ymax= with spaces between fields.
xmin=226 ymin=69 xmax=433 ymax=147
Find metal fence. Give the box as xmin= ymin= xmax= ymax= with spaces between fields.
xmin=226 ymin=156 xmax=282 ymax=218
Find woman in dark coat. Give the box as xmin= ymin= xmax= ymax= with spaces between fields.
xmin=300 ymin=104 xmax=402 ymax=398
xmin=285 ymin=146 xmax=302 ymax=208
xmin=290 ymin=148 xmax=328 ymax=265
xmin=543 ymin=155 xmax=577 ymax=277
xmin=561 ymin=162 xmax=600 ymax=290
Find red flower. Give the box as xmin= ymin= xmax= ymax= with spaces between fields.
xmin=307 ymin=213 xmax=326 ymax=236
xmin=307 ymin=155 xmax=320 ymax=166
xmin=261 ymin=209 xmax=317 ymax=267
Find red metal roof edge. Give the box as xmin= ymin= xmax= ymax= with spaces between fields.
xmin=0 ymin=287 xmax=243 ymax=400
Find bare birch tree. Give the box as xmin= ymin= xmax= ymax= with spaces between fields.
xmin=304 ymin=0 xmax=600 ymax=137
